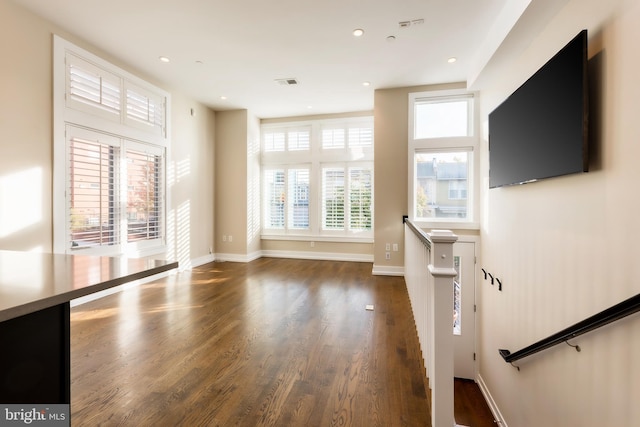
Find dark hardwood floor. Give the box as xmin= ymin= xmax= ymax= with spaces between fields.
xmin=70 ymin=258 xmax=494 ymax=426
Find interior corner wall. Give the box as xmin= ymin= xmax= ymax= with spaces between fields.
xmin=477 ymin=0 xmax=640 ymax=425
xmin=214 ymin=109 xmax=249 ymax=258
xmin=168 ymin=94 xmax=216 ymax=268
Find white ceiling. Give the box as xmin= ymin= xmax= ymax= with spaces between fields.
xmin=11 ymin=0 xmax=561 ymax=119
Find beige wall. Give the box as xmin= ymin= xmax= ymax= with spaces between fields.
xmin=0 ymin=0 xmax=53 ymax=252
xmin=0 ymin=0 xmax=216 ymax=267
xmin=215 ymin=110 xmax=249 ymax=257
xmin=372 ymin=82 xmax=467 ymax=273
xmin=167 ymin=95 xmax=215 ymax=267
xmin=477 ymin=0 xmax=640 ymax=425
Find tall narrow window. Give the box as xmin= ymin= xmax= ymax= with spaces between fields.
xmin=322 ymin=168 xmax=345 ymax=230
xmin=288 ymin=169 xmax=310 ymax=229
xmin=409 ymin=90 xmax=478 ymax=226
xmin=264 ymin=169 xmax=285 ymax=229
xmin=68 ymin=134 xmax=119 ymax=248
xmin=349 ymin=167 xmax=372 ymax=231
xmin=55 ymin=36 xmax=170 ymax=256
xmin=126 ymin=148 xmax=162 ymax=242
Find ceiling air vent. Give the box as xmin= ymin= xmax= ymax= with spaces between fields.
xmin=275 ymin=78 xmax=299 ymax=86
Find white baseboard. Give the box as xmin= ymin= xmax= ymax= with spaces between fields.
xmin=261 ymin=250 xmax=373 ymax=263
xmin=191 ymin=253 xmax=215 ymax=267
xmin=476 ymin=373 xmax=507 ymax=427
xmin=214 ymin=251 xmax=262 ymax=263
xmin=371 ymin=264 xmax=405 ymax=276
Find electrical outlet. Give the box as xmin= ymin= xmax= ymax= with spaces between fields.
xmin=228 ymin=235 xmax=233 ymax=242
xmin=392 ymin=243 xmax=398 ymax=251
xmin=310 ymin=241 xmax=315 ymax=247
xmin=223 ymin=235 xmax=227 ymax=242
xmin=385 ymin=252 xmax=391 ymax=260
xmin=385 ymin=243 xmax=390 ymax=251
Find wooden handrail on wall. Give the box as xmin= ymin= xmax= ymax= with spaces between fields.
xmin=500 ymin=292 xmax=640 ymax=365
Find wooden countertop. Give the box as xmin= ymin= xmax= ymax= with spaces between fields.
xmin=0 ymin=250 xmax=178 ymax=322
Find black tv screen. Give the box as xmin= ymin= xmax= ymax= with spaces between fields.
xmin=488 ymin=30 xmax=588 ymax=188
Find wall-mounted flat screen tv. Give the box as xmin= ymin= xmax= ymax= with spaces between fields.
xmin=488 ymin=30 xmax=588 ymax=188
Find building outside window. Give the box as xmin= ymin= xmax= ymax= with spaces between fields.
xmin=409 ymin=91 xmax=479 ymax=228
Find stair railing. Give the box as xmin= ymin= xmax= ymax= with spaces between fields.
xmin=403 ymin=216 xmax=458 ymax=427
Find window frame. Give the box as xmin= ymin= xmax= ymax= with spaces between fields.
xmin=261 ymin=117 xmax=373 ymax=242
xmin=408 ymin=89 xmax=479 ymax=229
xmin=53 ymin=36 xmax=170 ymax=256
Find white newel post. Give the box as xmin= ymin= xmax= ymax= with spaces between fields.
xmin=428 ymin=229 xmax=458 ymax=427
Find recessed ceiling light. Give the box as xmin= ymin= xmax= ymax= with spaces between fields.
xmin=220 ymin=96 xmax=227 ymax=100
xmin=447 ymin=57 xmax=457 ymax=63
xmin=307 ymin=105 xmax=313 ymax=109
xmin=386 ymin=35 xmax=396 ymax=42
xmin=353 ymin=28 xmax=364 ymax=37
xmin=159 ymin=56 xmax=170 ymax=63
xmin=363 ymin=81 xmax=371 ymax=87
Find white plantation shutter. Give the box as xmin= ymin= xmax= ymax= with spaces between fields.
xmin=264 ymin=169 xmax=285 ymax=228
xmin=287 ymin=130 xmax=310 ymax=151
xmin=126 ymin=147 xmax=163 ymax=242
xmin=322 ymin=168 xmax=345 ymax=230
xmin=67 ymin=53 xmax=121 ymax=118
xmin=261 ymin=117 xmax=373 ymax=239
xmin=349 ymin=167 xmax=373 ymax=230
xmin=68 ymin=132 xmax=120 ymax=248
xmin=287 ymin=169 xmax=310 ymax=229
xmin=55 ymin=37 xmax=170 ymax=255
xmin=348 ymin=126 xmax=373 ymax=148
xmin=263 ymin=131 xmax=286 ymax=152
xmin=125 ymin=83 xmax=165 ymax=135
xmin=322 ymin=128 xmax=346 ymax=150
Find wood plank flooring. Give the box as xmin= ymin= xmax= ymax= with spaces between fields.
xmin=69 ymin=258 xmax=494 ymax=426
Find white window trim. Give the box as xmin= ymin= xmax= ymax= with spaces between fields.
xmin=408 ymin=89 xmax=480 ymax=230
xmin=53 ymin=35 xmax=171 ymax=256
xmin=261 ymin=117 xmax=374 ymax=242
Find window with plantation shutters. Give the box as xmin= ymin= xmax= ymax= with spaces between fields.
xmin=288 ymin=168 xmax=309 ymax=229
xmin=349 ymin=167 xmax=372 ymax=230
xmin=262 ymin=127 xmax=310 ymax=152
xmin=322 ymin=128 xmax=345 ymax=150
xmin=126 ymin=148 xmax=162 ymax=242
xmin=322 ymin=168 xmax=345 ymax=230
xmin=68 ymin=133 xmax=120 ymax=248
xmin=261 ymin=116 xmax=373 ymax=240
xmin=125 ymin=83 xmax=165 ymax=135
xmin=54 ymin=36 xmax=169 ymax=256
xmin=264 ymin=169 xmax=285 ymax=229
xmin=67 ymin=53 xmax=121 ymax=119
xmin=65 ymin=127 xmax=165 ymax=252
xmin=348 ymin=126 xmax=373 ymax=148
xmin=263 ymin=132 xmax=285 ymax=152
xmin=287 ymin=130 xmax=310 ymax=151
